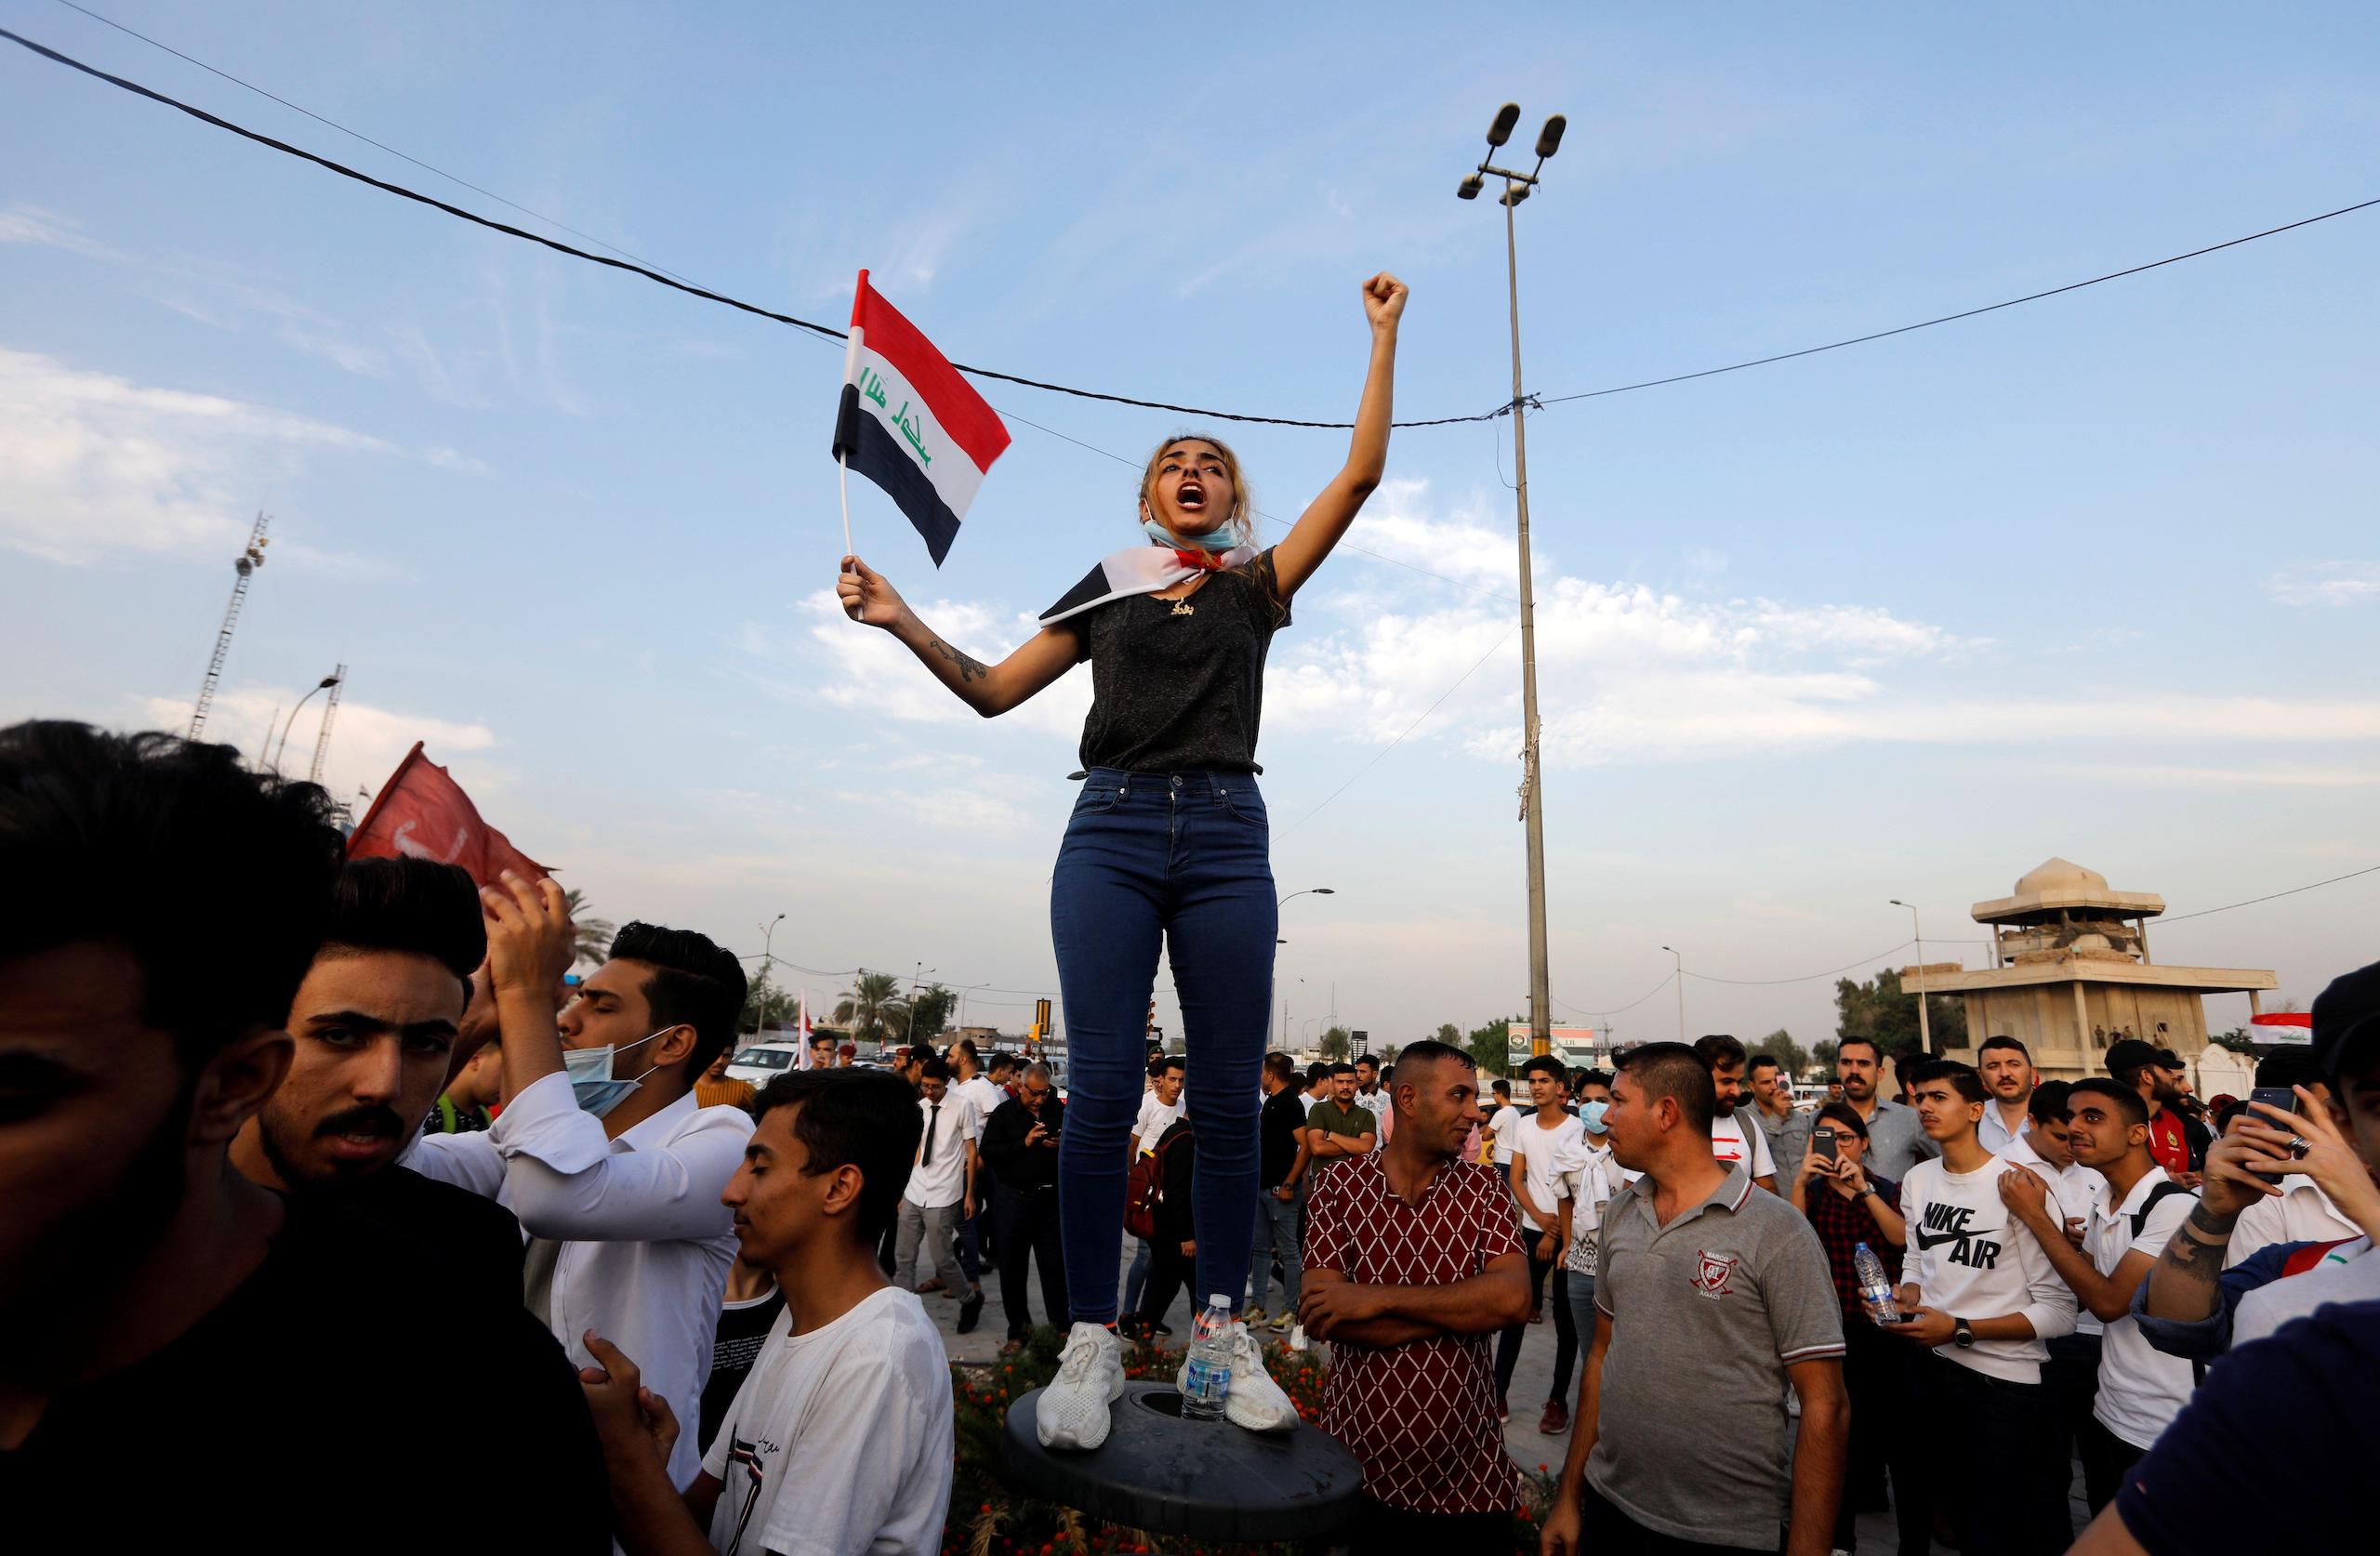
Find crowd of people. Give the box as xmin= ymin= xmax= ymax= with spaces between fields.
xmin=5 ymin=717 xmax=2374 ymax=1556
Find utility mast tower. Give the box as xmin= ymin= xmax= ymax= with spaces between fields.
xmin=189 ymin=512 xmax=271 ymax=740
xmin=307 ymin=664 xmax=347 ymax=785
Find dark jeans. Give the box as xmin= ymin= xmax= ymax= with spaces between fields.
xmin=991 ymin=1180 xmax=1067 ymax=1341
xmin=2043 ymin=1330 xmax=2101 ymax=1534
xmin=1916 ymin=1353 xmax=2069 ymax=1556
xmin=2077 ymin=1415 xmax=2144 ymax=1515
xmin=1346 ymin=1496 xmax=1514 ymax=1556
xmin=1838 ymin=1319 xmax=1929 ymax=1556
xmin=1494 ymin=1247 xmax=1577 ymax=1404
xmin=1051 ymin=768 xmax=1275 ymax=1324
xmin=1137 ymin=1236 xmax=1197 ymax=1328
xmin=1581 ymin=1485 xmax=1778 ymax=1554
xmin=956 ymin=1206 xmax=983 ymax=1286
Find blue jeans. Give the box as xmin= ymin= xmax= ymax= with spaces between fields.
xmin=1248 ymin=1183 xmax=1303 ymax=1312
xmin=1051 ymin=768 xmax=1276 ymax=1325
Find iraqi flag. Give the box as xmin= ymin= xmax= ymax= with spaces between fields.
xmin=831 ymin=270 xmax=1010 ymax=565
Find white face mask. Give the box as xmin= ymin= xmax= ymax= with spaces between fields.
xmin=563 ymin=1026 xmax=673 ymax=1118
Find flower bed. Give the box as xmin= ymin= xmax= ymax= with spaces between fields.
xmin=944 ymin=1327 xmax=1555 ymax=1555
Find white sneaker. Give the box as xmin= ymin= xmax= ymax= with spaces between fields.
xmin=1036 ymin=1322 xmax=1126 ymax=1451
xmin=1171 ymin=1320 xmax=1297 ymax=1434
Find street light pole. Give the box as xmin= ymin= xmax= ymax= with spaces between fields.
xmin=1460 ymin=103 xmax=1565 ymax=1059
xmin=1660 ymin=944 xmax=1685 ymax=1042
xmin=271 ymin=672 xmax=341 ymax=772
xmin=1890 ymin=899 xmax=1934 ymax=1054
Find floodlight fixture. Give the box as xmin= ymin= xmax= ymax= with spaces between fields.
xmin=1487 ymin=101 xmax=1520 ymax=147
xmin=1535 ymin=114 xmax=1567 ymax=159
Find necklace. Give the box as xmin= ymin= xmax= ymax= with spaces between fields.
xmin=1170 ymin=600 xmax=1195 ymax=617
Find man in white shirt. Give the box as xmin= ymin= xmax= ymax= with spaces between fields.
xmin=1976 ymin=1035 xmax=2037 ymax=1154
xmin=2228 ymin=1051 xmax=2360 ymax=1264
xmin=1694 ymin=1034 xmax=1777 ymax=1191
xmin=407 ymin=884 xmax=754 ymax=1490
xmin=1493 ymin=1054 xmax=1586 ymax=1430
xmin=1120 ymin=1053 xmax=1184 ymax=1324
xmin=582 ymin=1068 xmax=953 ymax=1556
xmin=947 ymin=1042 xmax=1006 ymax=1311
xmin=1485 ymin=1078 xmax=1520 ymax=1167
xmin=1301 ymin=1060 xmax=1329 ymax=1114
xmin=1997 ymin=1077 xmax=2198 ymax=1519
xmin=1891 ymin=1059 xmax=2077 ymax=1556
xmin=893 ymin=1057 xmax=982 ymax=1334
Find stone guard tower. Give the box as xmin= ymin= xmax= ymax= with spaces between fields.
xmin=1915 ymin=858 xmax=2277 ymax=1082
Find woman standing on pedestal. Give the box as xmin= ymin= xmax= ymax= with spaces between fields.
xmin=838 ymin=272 xmax=1407 ymax=1449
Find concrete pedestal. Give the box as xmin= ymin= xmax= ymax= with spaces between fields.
xmin=1001 ymin=1381 xmax=1363 ymax=1542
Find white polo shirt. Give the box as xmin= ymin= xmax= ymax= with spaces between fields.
xmin=2085 ymin=1167 xmax=2201 ymax=1449
xmin=1977 ymin=1101 xmax=2032 ymax=1154
xmin=1996 ymin=1133 xmax=2109 ymax=1334
xmin=2228 ymin=1177 xmax=2361 ymax=1268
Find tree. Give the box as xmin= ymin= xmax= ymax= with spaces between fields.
xmin=741 ymin=971 xmax=796 ymax=1035
xmin=1812 ymin=1039 xmax=1840 ymax=1075
xmin=832 ymin=970 xmax=910 ymax=1047
xmin=1752 ymin=1029 xmax=1809 ymax=1075
xmin=909 ymin=983 xmax=956 ymax=1045
xmin=1465 ymin=1019 xmax=1512 ymax=1079
xmin=1833 ymin=967 xmax=1965 ymax=1059
xmin=1376 ymin=1042 xmax=1404 ymax=1067
xmin=2206 ymin=1026 xmax=2259 ymax=1056
xmin=1318 ymin=1025 xmax=1351 ymax=1060
xmin=562 ymin=888 xmax=614 ymax=969
xmin=1435 ymin=1022 xmax=1461 ymax=1046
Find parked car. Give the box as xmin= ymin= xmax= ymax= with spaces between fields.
xmin=723 ymin=1041 xmax=804 ymax=1086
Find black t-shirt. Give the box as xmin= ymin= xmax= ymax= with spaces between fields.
xmin=0 ymin=1199 xmax=609 ymax=1554
xmin=1064 ymin=548 xmax=1290 ymax=774
xmin=1259 ymin=1086 xmax=1308 ymax=1189
xmin=345 ymin=1163 xmax=525 ymax=1317
xmin=2115 ymin=1297 xmax=2378 ymax=1552
xmin=697 ymin=1285 xmax=789 ymax=1456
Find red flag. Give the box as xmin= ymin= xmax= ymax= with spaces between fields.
xmin=346 ymin=742 xmax=551 ymax=886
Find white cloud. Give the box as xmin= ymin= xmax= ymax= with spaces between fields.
xmin=134 ymin=685 xmax=499 ymax=801
xmin=0 ymin=348 xmax=473 ymax=566
xmin=2263 ymin=561 xmax=2380 ymax=608
xmin=730 ymin=591 xmax=1093 ymax=741
xmin=1267 ymin=481 xmax=2380 ymax=767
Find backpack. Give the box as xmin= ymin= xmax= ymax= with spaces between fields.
xmin=1124 ymin=1127 xmax=1190 ymax=1241
xmin=2129 ymin=1179 xmax=2196 ymax=1239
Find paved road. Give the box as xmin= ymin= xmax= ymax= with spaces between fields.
xmin=913 ymin=1231 xmax=2093 ymax=1550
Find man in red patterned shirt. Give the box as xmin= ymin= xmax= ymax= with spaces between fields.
xmin=1299 ymin=1039 xmax=1533 ymax=1553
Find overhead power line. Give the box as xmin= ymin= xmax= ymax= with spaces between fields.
xmin=1540 ymin=197 xmax=2380 ymax=405
xmin=2152 ymin=861 xmax=2380 ymax=927
xmin=0 ymin=25 xmax=1501 ymax=429
xmin=11 ymin=25 xmax=2373 ymax=433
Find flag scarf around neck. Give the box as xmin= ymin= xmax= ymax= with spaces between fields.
xmin=1039 ymin=541 xmax=1260 ymax=626
xmin=831 ymin=270 xmax=1010 ymax=566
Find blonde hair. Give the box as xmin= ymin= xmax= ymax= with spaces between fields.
xmin=1138 ymin=432 xmax=1255 ymax=547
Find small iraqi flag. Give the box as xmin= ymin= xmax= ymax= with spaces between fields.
xmin=831 ymin=270 xmax=1010 ymax=565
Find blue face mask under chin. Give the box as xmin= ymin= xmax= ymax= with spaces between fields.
xmin=1144 ymin=517 xmax=1238 ymax=553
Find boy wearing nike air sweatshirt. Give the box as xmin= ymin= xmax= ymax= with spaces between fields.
xmin=1890 ymin=1060 xmax=2077 ymax=1556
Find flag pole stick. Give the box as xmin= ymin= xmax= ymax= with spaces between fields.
xmin=838 ymin=453 xmax=854 ymax=563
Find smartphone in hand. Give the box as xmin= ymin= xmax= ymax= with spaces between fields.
xmin=2247 ymin=1087 xmax=2297 ymax=1184
xmin=1812 ymin=1127 xmax=1838 ymax=1166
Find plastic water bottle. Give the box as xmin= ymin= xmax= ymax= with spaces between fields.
xmin=1181 ymin=1294 xmax=1235 ymax=1420
xmin=1854 ymin=1243 xmax=1901 ymax=1326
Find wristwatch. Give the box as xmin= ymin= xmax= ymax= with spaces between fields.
xmin=1951 ymin=1317 xmax=1976 ymax=1349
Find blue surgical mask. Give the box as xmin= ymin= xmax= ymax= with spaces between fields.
xmin=1580 ymin=1101 xmax=1610 ymax=1134
xmin=1144 ymin=518 xmax=1237 ymax=554
xmin=562 ymin=1027 xmax=672 ymax=1118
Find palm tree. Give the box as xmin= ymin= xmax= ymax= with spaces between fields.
xmin=832 ymin=970 xmax=910 ymax=1047
xmin=562 ymin=888 xmax=614 ymax=969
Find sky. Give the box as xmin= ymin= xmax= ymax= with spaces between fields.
xmin=4 ymin=0 xmax=2375 ymax=1053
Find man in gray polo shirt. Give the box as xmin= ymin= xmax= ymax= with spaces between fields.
xmin=1543 ymin=1042 xmax=1848 ymax=1556
xmin=1782 ymin=1035 xmax=1938 ymax=1181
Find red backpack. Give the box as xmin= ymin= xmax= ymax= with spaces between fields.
xmin=1124 ymin=1127 xmax=1190 ymax=1240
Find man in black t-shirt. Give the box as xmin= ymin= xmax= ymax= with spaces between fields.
xmin=228 ymin=856 xmax=526 ymax=1316
xmin=0 ymin=721 xmax=606 ymax=1551
xmin=1248 ymin=1051 xmax=1311 ymax=1331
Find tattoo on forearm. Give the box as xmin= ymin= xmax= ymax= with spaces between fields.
xmin=2159 ymin=1205 xmax=2238 ymax=1285
xmin=928 ymin=638 xmax=987 ymax=684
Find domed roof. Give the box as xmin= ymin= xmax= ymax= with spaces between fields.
xmin=2015 ymin=857 xmax=2109 ymax=896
